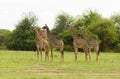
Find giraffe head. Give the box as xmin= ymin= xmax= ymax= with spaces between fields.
xmin=79 ymin=26 xmax=85 ymax=31
xmin=31 ymin=26 xmax=37 ymax=31
xmin=42 ymin=24 xmax=49 ymax=31
xmin=66 ymin=22 xmax=73 ymax=29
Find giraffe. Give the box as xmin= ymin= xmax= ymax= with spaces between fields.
xmin=79 ymin=26 xmax=100 ymax=61
xmin=67 ymin=23 xmax=90 ymax=61
xmin=42 ymin=24 xmax=64 ymax=61
xmin=32 ymin=26 xmax=49 ymax=61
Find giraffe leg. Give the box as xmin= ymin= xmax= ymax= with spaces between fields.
xmin=40 ymin=48 xmax=42 ymax=61
xmin=44 ymin=49 xmax=47 ymax=61
xmin=60 ymin=46 xmax=64 ymax=61
xmin=61 ymin=50 xmax=64 ymax=61
xmin=47 ymin=49 xmax=49 ymax=61
xmin=37 ymin=47 xmax=39 ymax=59
xmin=88 ymin=48 xmax=91 ymax=61
xmin=47 ymin=48 xmax=49 ymax=61
xmin=45 ymin=51 xmax=49 ymax=61
xmin=48 ymin=51 xmax=49 ymax=61
xmin=96 ymin=52 xmax=98 ymax=62
xmin=96 ymin=47 xmax=99 ymax=62
xmin=51 ymin=47 xmax=53 ymax=62
xmin=44 ymin=46 xmax=49 ymax=61
xmin=74 ymin=47 xmax=78 ymax=61
xmin=88 ymin=52 xmax=91 ymax=61
xmin=85 ymin=52 xmax=88 ymax=61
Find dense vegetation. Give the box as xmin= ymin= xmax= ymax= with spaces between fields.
xmin=0 ymin=10 xmax=120 ymax=52
xmin=4 ymin=13 xmax=37 ymax=50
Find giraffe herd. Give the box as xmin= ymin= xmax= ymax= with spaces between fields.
xmin=32 ymin=23 xmax=100 ymax=62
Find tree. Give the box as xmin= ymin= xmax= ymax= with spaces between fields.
xmin=51 ymin=12 xmax=74 ymax=51
xmin=87 ymin=19 xmax=117 ymax=51
xmin=52 ymin=12 xmax=74 ymax=35
xmin=58 ymin=30 xmax=73 ymax=51
xmin=110 ymin=13 xmax=120 ymax=52
xmin=74 ymin=10 xmax=102 ymax=27
xmin=74 ymin=10 xmax=117 ymax=51
xmin=5 ymin=12 xmax=38 ymax=50
xmin=111 ymin=13 xmax=120 ymax=27
xmin=74 ymin=10 xmax=102 ymax=39
xmin=0 ymin=29 xmax=11 ymax=49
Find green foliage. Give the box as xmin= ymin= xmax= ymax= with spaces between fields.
xmin=87 ymin=19 xmax=117 ymax=51
xmin=74 ymin=10 xmax=102 ymax=28
xmin=52 ymin=10 xmax=119 ymax=52
xmin=80 ymin=10 xmax=102 ymax=26
xmin=5 ymin=13 xmax=37 ymax=50
xmin=2 ymin=10 xmax=120 ymax=52
xmin=52 ymin=12 xmax=75 ymax=51
xmin=111 ymin=13 xmax=120 ymax=27
xmin=0 ymin=29 xmax=11 ymax=49
xmin=73 ymin=10 xmax=117 ymax=51
xmin=0 ymin=29 xmax=11 ymax=36
xmin=52 ymin=12 xmax=74 ymax=35
xmin=58 ymin=30 xmax=73 ymax=51
xmin=74 ymin=10 xmax=102 ymax=41
xmin=109 ymin=13 xmax=120 ymax=52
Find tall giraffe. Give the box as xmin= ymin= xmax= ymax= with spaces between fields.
xmin=32 ymin=26 xmax=49 ymax=61
xmin=42 ymin=24 xmax=64 ymax=61
xmin=79 ymin=26 xmax=100 ymax=61
xmin=67 ymin=23 xmax=90 ymax=61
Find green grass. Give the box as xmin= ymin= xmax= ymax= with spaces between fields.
xmin=0 ymin=50 xmax=120 ymax=79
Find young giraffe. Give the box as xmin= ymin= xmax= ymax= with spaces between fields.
xmin=32 ymin=26 xmax=49 ymax=61
xmin=67 ymin=23 xmax=90 ymax=61
xmin=42 ymin=24 xmax=64 ymax=61
xmin=79 ymin=26 xmax=100 ymax=61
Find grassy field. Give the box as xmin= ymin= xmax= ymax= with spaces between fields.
xmin=0 ymin=50 xmax=120 ymax=79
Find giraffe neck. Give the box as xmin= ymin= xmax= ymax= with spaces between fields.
xmin=81 ymin=29 xmax=91 ymax=41
xmin=34 ymin=29 xmax=40 ymax=40
xmin=81 ymin=29 xmax=87 ymax=38
xmin=46 ymin=27 xmax=53 ymax=40
xmin=70 ymin=26 xmax=80 ymax=39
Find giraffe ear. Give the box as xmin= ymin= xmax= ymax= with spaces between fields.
xmin=66 ymin=22 xmax=69 ymax=25
xmin=31 ymin=24 xmax=35 ymax=27
xmin=70 ymin=22 xmax=72 ymax=25
xmin=79 ymin=26 xmax=82 ymax=29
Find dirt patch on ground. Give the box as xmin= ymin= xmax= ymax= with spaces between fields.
xmin=36 ymin=72 xmax=66 ymax=76
xmin=81 ymin=73 xmax=120 ymax=76
xmin=20 ymin=69 xmax=67 ymax=76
